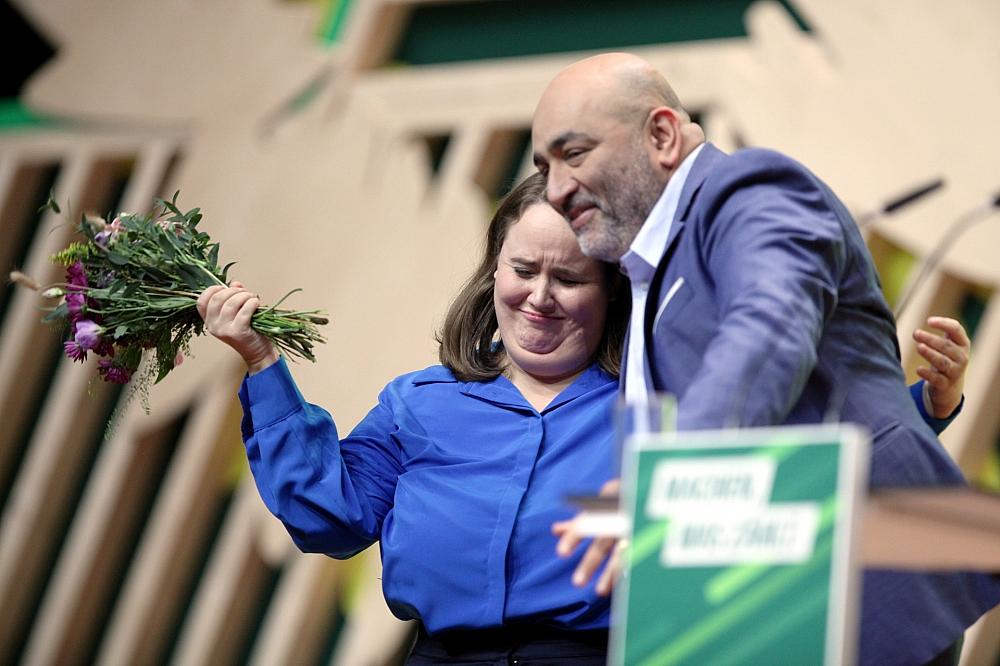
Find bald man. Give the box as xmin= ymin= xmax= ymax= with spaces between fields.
xmin=532 ymin=53 xmax=999 ymax=666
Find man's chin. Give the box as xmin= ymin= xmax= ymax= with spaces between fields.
xmin=576 ymin=232 xmax=626 ymax=263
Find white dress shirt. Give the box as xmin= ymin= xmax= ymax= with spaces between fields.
xmin=619 ymin=143 xmax=704 ymax=404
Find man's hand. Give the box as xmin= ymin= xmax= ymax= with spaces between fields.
xmin=552 ymin=478 xmax=622 ymax=596
xmin=197 ymin=282 xmax=279 ymax=374
xmin=913 ymin=316 xmax=970 ymax=418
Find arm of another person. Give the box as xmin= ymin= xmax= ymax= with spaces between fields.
xmin=199 ymin=284 xmax=403 ymax=558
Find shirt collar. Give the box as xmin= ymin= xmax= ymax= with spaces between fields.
xmin=621 ymin=142 xmax=705 ymax=278
xmin=460 ymin=363 xmax=616 ymax=414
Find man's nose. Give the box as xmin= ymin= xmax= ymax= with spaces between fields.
xmin=545 ymin=165 xmax=576 ymax=216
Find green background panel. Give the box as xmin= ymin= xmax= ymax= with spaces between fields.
xmin=391 ymin=0 xmax=809 ymax=66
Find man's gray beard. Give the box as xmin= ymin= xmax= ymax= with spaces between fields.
xmin=576 ymin=218 xmax=635 ymax=263
xmin=588 ymin=158 xmax=664 ymax=261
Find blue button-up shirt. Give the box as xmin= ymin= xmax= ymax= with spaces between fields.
xmin=239 ymin=358 xmax=618 ymax=633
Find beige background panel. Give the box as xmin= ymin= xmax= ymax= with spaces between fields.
xmin=1 ymin=0 xmax=998 ymax=664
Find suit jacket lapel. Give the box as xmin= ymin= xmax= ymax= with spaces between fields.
xmin=643 ymin=143 xmax=724 ymax=372
xmin=674 ymin=142 xmax=724 ymax=227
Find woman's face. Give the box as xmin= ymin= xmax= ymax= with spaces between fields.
xmin=494 ymin=203 xmax=609 ymax=384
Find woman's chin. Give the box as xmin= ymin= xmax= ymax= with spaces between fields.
xmin=508 ymin=349 xmax=589 ymax=382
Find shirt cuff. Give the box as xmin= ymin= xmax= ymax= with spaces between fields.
xmin=910 ymin=379 xmax=963 ymax=434
xmin=239 ymin=356 xmax=307 ymax=428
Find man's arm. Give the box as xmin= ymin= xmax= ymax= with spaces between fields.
xmin=676 ymin=154 xmax=846 ymax=429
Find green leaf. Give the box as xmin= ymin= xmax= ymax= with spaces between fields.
xmin=156 ymin=232 xmax=177 ymax=258
xmin=154 ymin=333 xmax=176 ymax=384
xmin=176 ymin=265 xmax=206 ymax=290
xmin=120 ymin=345 xmax=143 ymax=371
xmin=149 ymin=297 xmax=194 ymax=309
xmin=221 ymin=261 xmax=237 ymax=283
xmin=43 ymin=302 xmax=69 ymax=322
xmin=106 ymin=251 xmax=129 ymax=266
xmin=161 ymin=197 xmax=183 ymax=218
xmin=114 ymin=324 xmax=129 ymax=338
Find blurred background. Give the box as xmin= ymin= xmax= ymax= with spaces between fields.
xmin=1 ymin=0 xmax=998 ymax=663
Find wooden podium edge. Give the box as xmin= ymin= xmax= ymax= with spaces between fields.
xmin=568 ymin=487 xmax=1000 ymax=571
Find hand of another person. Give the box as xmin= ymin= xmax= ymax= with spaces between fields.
xmin=912 ymin=316 xmax=970 ymax=418
xmin=552 ymin=478 xmax=622 ymax=597
xmin=197 ymin=282 xmax=279 ymax=374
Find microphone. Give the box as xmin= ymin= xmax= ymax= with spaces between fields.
xmin=856 ymin=177 xmax=945 ymax=228
xmin=893 ymin=191 xmax=1000 ymax=319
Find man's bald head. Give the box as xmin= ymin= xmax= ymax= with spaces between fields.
xmin=538 ymin=53 xmax=687 ymax=130
xmin=531 ymin=53 xmax=703 ymax=262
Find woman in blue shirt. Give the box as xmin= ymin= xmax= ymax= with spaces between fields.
xmin=198 ymin=173 xmax=969 ymax=664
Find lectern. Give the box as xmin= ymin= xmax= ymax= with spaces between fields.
xmin=568 ymin=424 xmax=1000 ymax=665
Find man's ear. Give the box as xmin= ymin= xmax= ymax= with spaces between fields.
xmin=648 ymin=107 xmax=684 ymax=170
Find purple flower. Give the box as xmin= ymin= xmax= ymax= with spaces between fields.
xmin=94 ymin=230 xmax=112 ymax=247
xmin=63 ymin=340 xmax=88 ymax=363
xmin=64 ymin=261 xmax=92 ymax=321
xmin=66 ymin=291 xmax=86 ymax=317
xmin=66 ymin=261 xmax=88 ymax=289
xmin=73 ymin=319 xmax=104 ymax=350
xmin=97 ymin=358 xmax=132 ymax=384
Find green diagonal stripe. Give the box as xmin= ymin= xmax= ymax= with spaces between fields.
xmin=637 ymin=536 xmax=834 ymax=666
xmin=628 ymin=519 xmax=669 ymax=567
xmin=712 ymin=579 xmax=829 ymax=666
xmin=318 ymin=0 xmax=354 ymax=43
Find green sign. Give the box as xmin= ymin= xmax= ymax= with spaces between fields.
xmin=611 ymin=425 xmax=868 ymax=666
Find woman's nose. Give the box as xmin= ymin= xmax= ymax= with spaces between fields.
xmin=527 ymin=279 xmax=555 ymax=310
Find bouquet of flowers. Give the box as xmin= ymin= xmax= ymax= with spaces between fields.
xmin=10 ymin=193 xmax=327 ymax=405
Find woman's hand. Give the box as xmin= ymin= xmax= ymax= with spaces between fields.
xmin=197 ymin=282 xmax=280 ymax=374
xmin=552 ymin=478 xmax=622 ymax=597
xmin=913 ymin=316 xmax=970 ymax=418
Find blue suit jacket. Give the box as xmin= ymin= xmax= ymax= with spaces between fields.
xmin=642 ymin=143 xmax=999 ymax=665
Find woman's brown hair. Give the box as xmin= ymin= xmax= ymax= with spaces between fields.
xmin=438 ymin=172 xmax=629 ymax=381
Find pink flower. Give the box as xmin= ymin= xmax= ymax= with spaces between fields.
xmin=73 ymin=319 xmax=104 ymax=350
xmin=63 ymin=340 xmax=88 ymax=363
xmin=97 ymin=358 xmax=132 ymax=384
